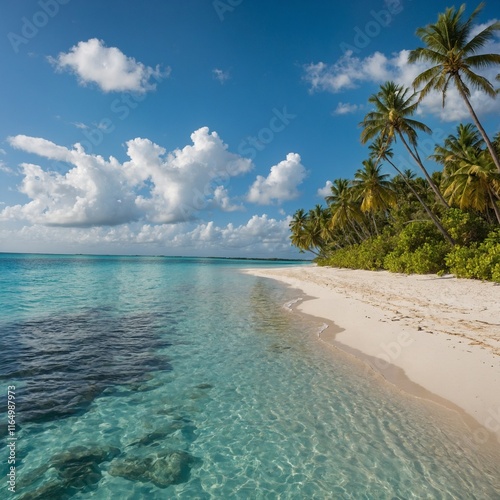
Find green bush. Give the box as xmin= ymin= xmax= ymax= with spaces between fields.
xmin=320 ymin=234 xmax=394 ymax=270
xmin=446 ymin=229 xmax=500 ymax=281
xmin=383 ymin=221 xmax=449 ymax=274
xmin=442 ymin=208 xmax=489 ymax=245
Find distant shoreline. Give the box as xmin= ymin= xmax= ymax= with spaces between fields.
xmin=0 ymin=252 xmax=310 ymax=262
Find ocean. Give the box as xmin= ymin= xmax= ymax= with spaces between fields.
xmin=1 ymin=253 xmax=499 ymax=499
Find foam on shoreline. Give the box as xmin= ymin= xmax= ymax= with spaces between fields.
xmin=243 ymin=265 xmax=500 ymax=448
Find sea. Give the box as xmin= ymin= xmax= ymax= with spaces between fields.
xmin=1 ymin=253 xmax=499 ymax=499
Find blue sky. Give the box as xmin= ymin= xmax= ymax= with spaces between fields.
xmin=0 ymin=0 xmax=499 ymax=257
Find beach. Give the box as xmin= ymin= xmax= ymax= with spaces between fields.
xmin=3 ymin=254 xmax=500 ymax=497
xmin=244 ymin=265 xmax=500 ymax=444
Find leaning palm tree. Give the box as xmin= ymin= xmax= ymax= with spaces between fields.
xmin=325 ymin=178 xmax=366 ymax=240
xmin=306 ymin=205 xmax=331 ymax=256
xmin=434 ymin=125 xmax=500 ymax=224
xmin=408 ymin=3 xmax=500 ymax=172
xmin=360 ymin=81 xmax=448 ymax=207
xmin=368 ymin=136 xmax=455 ymax=244
xmin=444 ymin=150 xmax=500 ymax=223
xmin=432 ymin=123 xmax=484 ymax=173
xmin=289 ymin=208 xmax=310 ymax=253
xmin=352 ymin=159 xmax=396 ymax=234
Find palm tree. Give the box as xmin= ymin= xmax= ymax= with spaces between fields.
xmin=432 ymin=123 xmax=484 ymax=173
xmin=306 ymin=205 xmax=331 ymax=256
xmin=352 ymin=159 xmax=396 ymax=234
xmin=433 ymin=125 xmax=500 ymax=223
xmin=290 ymin=208 xmax=329 ymax=256
xmin=360 ymin=81 xmax=448 ymax=207
xmin=368 ymin=137 xmax=455 ymax=244
xmin=289 ymin=209 xmax=309 ymax=253
xmin=408 ymin=3 xmax=500 ymax=172
xmin=444 ymin=150 xmax=500 ymax=223
xmin=325 ymin=179 xmax=366 ymax=240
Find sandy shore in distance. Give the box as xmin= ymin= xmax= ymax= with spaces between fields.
xmin=244 ymin=265 xmax=500 ymax=443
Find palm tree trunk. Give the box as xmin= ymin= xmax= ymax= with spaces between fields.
xmin=456 ymin=77 xmax=500 ymax=174
xmin=387 ymin=158 xmax=455 ymax=245
xmin=487 ymin=187 xmax=500 ymax=224
xmin=354 ymin=218 xmax=371 ymax=239
xmin=398 ymin=133 xmax=449 ymax=207
xmin=371 ymin=213 xmax=379 ymax=235
xmin=347 ymin=220 xmax=363 ymax=242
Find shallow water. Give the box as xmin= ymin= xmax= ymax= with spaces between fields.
xmin=1 ymin=254 xmax=499 ymax=498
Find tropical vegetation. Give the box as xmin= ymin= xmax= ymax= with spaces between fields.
xmin=290 ymin=3 xmax=500 ymax=281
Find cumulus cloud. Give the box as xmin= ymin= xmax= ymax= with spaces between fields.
xmin=212 ymin=68 xmax=231 ymax=84
xmin=333 ymin=102 xmax=361 ymax=115
xmin=0 ymin=162 xmax=13 ymax=174
xmin=0 ymin=215 xmax=296 ymax=257
xmin=124 ymin=127 xmax=252 ymax=223
xmin=49 ymin=38 xmax=168 ymax=93
xmin=303 ymin=51 xmax=389 ymax=93
xmin=304 ymin=28 xmax=500 ymax=122
xmin=317 ymin=180 xmax=333 ymax=198
xmin=247 ymin=153 xmax=307 ymax=205
xmin=3 ymin=128 xmax=252 ymax=227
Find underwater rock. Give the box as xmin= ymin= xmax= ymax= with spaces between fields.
xmin=18 ymin=480 xmax=71 ymax=500
xmin=19 ymin=445 xmax=121 ymax=498
xmin=109 ymin=450 xmax=196 ymax=488
xmin=51 ymin=445 xmax=121 ymax=469
xmin=269 ymin=343 xmax=291 ymax=352
xmin=128 ymin=418 xmax=198 ymax=449
xmin=2 ymin=310 xmax=173 ymax=424
xmin=128 ymin=430 xmax=173 ymax=448
xmin=195 ymin=383 xmax=214 ymax=390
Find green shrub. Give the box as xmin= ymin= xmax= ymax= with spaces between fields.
xmin=442 ymin=208 xmax=489 ymax=245
xmin=446 ymin=229 xmax=500 ymax=281
xmin=320 ymin=234 xmax=394 ymax=270
xmin=383 ymin=221 xmax=449 ymax=274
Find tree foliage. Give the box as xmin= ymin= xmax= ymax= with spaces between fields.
xmin=290 ymin=4 xmax=500 ymax=280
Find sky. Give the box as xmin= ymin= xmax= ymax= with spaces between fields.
xmin=0 ymin=0 xmax=499 ymax=258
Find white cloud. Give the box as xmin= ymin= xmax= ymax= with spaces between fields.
xmin=0 ymin=215 xmax=296 ymax=257
xmin=49 ymin=38 xmax=168 ymax=93
xmin=317 ymin=180 xmax=333 ymax=197
xmin=124 ymin=127 xmax=252 ymax=223
xmin=304 ymin=30 xmax=500 ymax=122
xmin=247 ymin=153 xmax=307 ymax=205
xmin=72 ymin=122 xmax=89 ymax=130
xmin=333 ymin=102 xmax=361 ymax=115
xmin=213 ymin=68 xmax=231 ymax=84
xmin=212 ymin=186 xmax=244 ymax=212
xmin=0 ymin=162 xmax=13 ymax=174
xmin=3 ymin=128 xmax=252 ymax=227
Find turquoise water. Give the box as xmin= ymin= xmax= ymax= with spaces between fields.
xmin=1 ymin=254 xmax=499 ymax=499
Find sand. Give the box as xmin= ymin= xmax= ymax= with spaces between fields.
xmin=243 ymin=265 xmax=500 ymax=444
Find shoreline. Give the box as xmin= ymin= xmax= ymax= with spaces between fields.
xmin=243 ymin=265 xmax=500 ymax=447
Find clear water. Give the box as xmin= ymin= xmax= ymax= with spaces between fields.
xmin=1 ymin=254 xmax=499 ymax=499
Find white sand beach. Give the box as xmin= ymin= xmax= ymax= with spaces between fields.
xmin=244 ymin=265 xmax=500 ymax=444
